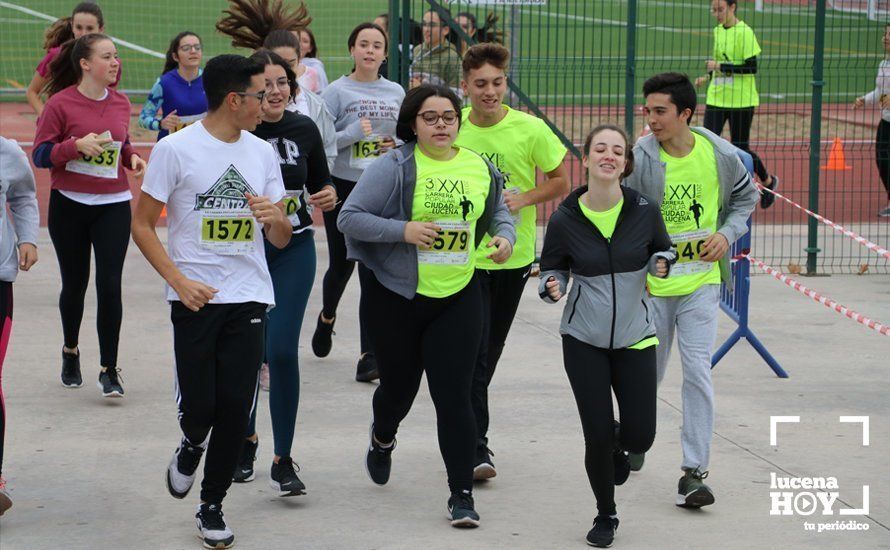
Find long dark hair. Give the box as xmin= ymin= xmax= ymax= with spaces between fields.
xmin=396 ymin=84 xmax=462 ymax=143
xmin=249 ymin=49 xmax=297 ymax=103
xmin=216 ymin=0 xmax=310 ymax=50
xmin=45 ymin=33 xmax=112 ymax=97
xmin=43 ymin=2 xmax=104 ymax=51
xmin=163 ymin=31 xmax=201 ymax=74
xmin=302 ymin=26 xmax=318 ymax=58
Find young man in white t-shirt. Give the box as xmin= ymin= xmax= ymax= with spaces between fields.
xmin=132 ymin=54 xmax=291 ymax=550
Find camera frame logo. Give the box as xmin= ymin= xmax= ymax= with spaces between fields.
xmin=769 ymin=416 xmax=871 ymax=533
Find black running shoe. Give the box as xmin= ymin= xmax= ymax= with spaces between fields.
xmin=447 ymin=490 xmax=480 ymax=528
xmin=61 ymin=349 xmax=82 ymax=388
xmin=760 ymin=174 xmax=779 ymax=209
xmin=195 ymin=503 xmax=234 ymax=549
xmin=586 ymin=515 xmax=619 ymax=547
xmin=628 ymin=452 xmax=645 ymax=472
xmin=355 ymin=353 xmax=379 ymax=383
xmin=676 ymin=467 xmax=715 ymax=508
xmin=270 ymin=457 xmax=306 ymax=496
xmin=232 ymin=438 xmax=258 ymax=483
xmin=97 ymin=368 xmax=124 ymax=398
xmin=166 ymin=437 xmax=204 ymax=499
xmin=613 ymin=448 xmax=630 ymax=486
xmin=364 ymin=424 xmax=395 ymax=486
xmin=311 ymin=313 xmax=335 ymax=358
xmin=473 ymin=445 xmax=496 ymax=481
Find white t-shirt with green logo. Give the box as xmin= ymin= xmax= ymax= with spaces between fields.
xmin=142 ymin=121 xmax=286 ymax=305
xmin=455 ymin=105 xmax=566 ymax=269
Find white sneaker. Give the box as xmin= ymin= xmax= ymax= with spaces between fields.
xmin=166 ymin=438 xmax=204 ymax=499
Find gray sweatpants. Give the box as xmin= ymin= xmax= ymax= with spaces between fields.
xmin=652 ymin=284 xmax=720 ymax=472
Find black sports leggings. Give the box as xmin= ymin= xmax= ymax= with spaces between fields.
xmin=703 ymin=106 xmax=770 ymax=183
xmin=321 ymin=176 xmax=369 ymax=354
xmin=875 ymin=119 xmax=890 ymax=200
xmin=562 ymin=335 xmax=657 ymax=516
xmin=364 ymin=270 xmax=481 ymax=495
xmin=47 ymin=190 xmax=130 ymax=367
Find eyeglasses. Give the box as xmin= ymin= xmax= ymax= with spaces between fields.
xmin=417 ymin=110 xmax=458 ymax=125
xmin=179 ymin=44 xmax=202 ymax=52
xmin=236 ymin=90 xmax=267 ymax=102
xmin=265 ymin=78 xmax=292 ymax=92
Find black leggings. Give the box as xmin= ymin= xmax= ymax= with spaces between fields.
xmin=703 ymin=106 xmax=770 ymax=183
xmin=364 ymin=270 xmax=481 ymax=495
xmin=471 ymin=265 xmax=531 ymax=447
xmin=47 ymin=190 xmax=130 ymax=367
xmin=321 ymin=176 xmax=369 ymax=354
xmin=876 ymin=119 xmax=890 ymax=200
xmin=562 ymin=335 xmax=657 ymax=516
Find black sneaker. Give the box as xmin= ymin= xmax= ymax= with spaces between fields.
xmin=473 ymin=445 xmax=496 ymax=481
xmin=97 ymin=368 xmax=124 ymax=398
xmin=612 ymin=421 xmax=630 ymax=485
xmin=61 ymin=349 xmax=82 ymax=388
xmin=355 ymin=353 xmax=379 ymax=383
xmin=195 ymin=503 xmax=234 ymax=549
xmin=760 ymin=174 xmax=779 ymax=209
xmin=628 ymin=452 xmax=645 ymax=472
xmin=364 ymin=424 xmax=395 ymax=486
xmin=232 ymin=438 xmax=258 ymax=483
xmin=270 ymin=457 xmax=306 ymax=496
xmin=446 ymin=490 xmax=480 ymax=528
xmin=676 ymin=467 xmax=715 ymax=508
xmin=311 ymin=313 xmax=335 ymax=358
xmin=166 ymin=437 xmax=204 ymax=499
xmin=586 ymin=515 xmax=619 ymax=547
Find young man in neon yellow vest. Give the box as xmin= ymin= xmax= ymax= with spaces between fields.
xmin=455 ymin=43 xmax=569 ymax=480
xmin=623 ymin=72 xmax=757 ymax=508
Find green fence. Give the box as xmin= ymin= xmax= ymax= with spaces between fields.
xmin=1 ymin=0 xmax=887 ymax=274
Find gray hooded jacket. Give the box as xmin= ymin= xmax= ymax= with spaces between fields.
xmin=1 ymin=137 xmax=40 ymax=282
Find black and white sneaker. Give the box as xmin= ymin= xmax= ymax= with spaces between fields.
xmin=61 ymin=349 xmax=82 ymax=388
xmin=447 ymin=490 xmax=480 ymax=528
xmin=232 ymin=438 xmax=257 ymax=483
xmin=195 ymin=503 xmax=234 ymax=549
xmin=166 ymin=437 xmax=204 ymax=499
xmin=364 ymin=423 xmax=395 ymax=486
xmin=97 ymin=368 xmax=124 ymax=398
xmin=760 ymin=174 xmax=779 ymax=209
xmin=613 ymin=448 xmax=630 ymax=486
xmin=586 ymin=515 xmax=619 ymax=547
xmin=473 ymin=445 xmax=496 ymax=481
xmin=311 ymin=313 xmax=335 ymax=358
xmin=269 ymin=457 xmax=306 ymax=496
xmin=355 ymin=353 xmax=379 ymax=383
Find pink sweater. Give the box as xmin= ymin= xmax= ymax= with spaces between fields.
xmin=33 ymin=85 xmax=136 ymax=193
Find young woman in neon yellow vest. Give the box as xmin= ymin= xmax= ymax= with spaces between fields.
xmin=454 ymin=43 xmax=569 ymax=480
xmin=695 ymin=0 xmax=778 ymax=209
xmin=853 ymin=23 xmax=890 ymax=217
xmin=338 ymin=84 xmax=515 ymax=528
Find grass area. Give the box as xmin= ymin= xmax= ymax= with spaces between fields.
xmin=0 ymin=0 xmax=883 ymax=105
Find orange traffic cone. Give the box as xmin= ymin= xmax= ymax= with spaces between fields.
xmin=821 ymin=137 xmax=852 ymax=171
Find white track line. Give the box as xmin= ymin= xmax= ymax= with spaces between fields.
xmin=0 ymin=1 xmax=163 ymax=59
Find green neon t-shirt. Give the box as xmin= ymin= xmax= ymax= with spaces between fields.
xmin=455 ymin=105 xmax=567 ymax=269
xmin=412 ymin=146 xmax=491 ymax=298
xmin=629 ymin=335 xmax=658 ymax=350
xmin=648 ymin=133 xmax=721 ymax=297
xmin=706 ymin=20 xmax=761 ymax=108
xmin=578 ymin=196 xmax=623 ymax=241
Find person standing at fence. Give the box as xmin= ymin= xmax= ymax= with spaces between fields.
xmin=26 ymin=2 xmax=121 ymax=117
xmin=337 ymin=83 xmax=515 ymax=528
xmin=622 ymin=72 xmax=757 ymax=509
xmin=313 ymin=22 xmax=404 ymax=382
xmin=694 ymin=0 xmax=778 ymax=209
xmin=32 ymin=33 xmax=146 ymax=397
xmin=410 ymin=9 xmax=463 ymax=90
xmin=231 ymin=49 xmax=336 ymax=493
xmin=853 ymin=23 xmax=890 ymax=218
xmin=454 ymin=43 xmax=569 ymax=480
xmin=139 ymin=32 xmax=208 ymax=141
xmin=0 ymin=137 xmax=41 ymax=517
xmin=540 ymin=125 xmax=674 ymax=548
xmin=131 ymin=53 xmax=291 ymax=550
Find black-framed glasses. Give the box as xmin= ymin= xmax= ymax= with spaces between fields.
xmin=417 ymin=110 xmax=458 ymax=125
xmin=236 ymin=90 xmax=267 ymax=102
xmin=179 ymin=44 xmax=202 ymax=52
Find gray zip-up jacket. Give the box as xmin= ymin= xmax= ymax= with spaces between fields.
xmin=338 ymin=143 xmax=516 ymax=299
xmin=539 ymin=186 xmax=676 ymax=350
xmin=1 ymin=137 xmax=40 ymax=282
xmin=622 ymin=127 xmax=758 ymax=283
xmin=288 ymin=88 xmax=337 ymax=173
